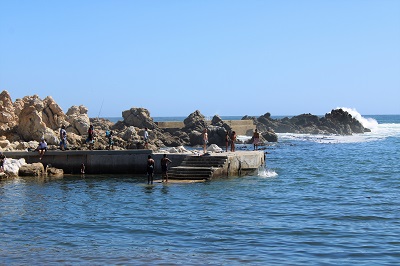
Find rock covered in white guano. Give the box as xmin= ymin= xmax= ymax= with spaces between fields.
xmin=4 ymin=158 xmax=27 ymax=177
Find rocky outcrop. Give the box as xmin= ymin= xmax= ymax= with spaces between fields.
xmin=66 ymin=105 xmax=90 ymax=135
xmin=122 ymin=107 xmax=158 ymax=129
xmin=245 ymin=109 xmax=369 ymax=136
xmin=0 ymin=90 xmax=18 ymax=132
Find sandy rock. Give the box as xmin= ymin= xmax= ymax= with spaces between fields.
xmin=42 ymin=96 xmax=67 ymax=130
xmin=121 ymin=126 xmax=137 ymax=141
xmin=0 ymin=90 xmax=18 ymax=131
xmin=0 ymin=172 xmax=7 ymax=179
xmin=0 ymin=139 xmax=10 ymax=148
xmin=122 ymin=107 xmax=158 ymax=129
xmin=17 ymin=104 xmax=47 ymax=141
xmin=66 ymin=105 xmax=90 ymax=135
xmin=19 ymin=162 xmax=45 ymax=176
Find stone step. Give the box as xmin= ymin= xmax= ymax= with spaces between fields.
xmin=168 ymin=155 xmax=228 ymax=180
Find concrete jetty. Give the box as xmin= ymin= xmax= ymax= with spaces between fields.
xmin=3 ymin=150 xmax=265 ymax=179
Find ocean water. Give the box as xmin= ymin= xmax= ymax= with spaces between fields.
xmin=1 ymin=114 xmax=400 ymax=265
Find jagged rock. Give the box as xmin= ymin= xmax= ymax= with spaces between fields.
xmin=19 ymin=162 xmax=45 ymax=176
xmin=46 ymin=167 xmax=63 ymax=177
xmin=122 ymin=107 xmax=158 ymax=129
xmin=207 ymin=126 xmax=228 ymax=147
xmin=262 ymin=130 xmax=278 ymax=142
xmin=255 ymin=109 xmax=367 ymax=135
xmin=66 ymin=105 xmax=90 ymax=135
xmin=42 ymin=96 xmax=67 ymax=130
xmin=120 ymin=126 xmax=137 ymax=141
xmin=183 ymin=110 xmax=207 ymax=132
xmin=0 ymin=90 xmax=18 ymax=132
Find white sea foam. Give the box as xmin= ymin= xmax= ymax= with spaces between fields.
xmin=258 ymin=166 xmax=278 ymax=178
xmin=335 ymin=107 xmax=379 ymax=130
xmin=278 ymin=122 xmax=400 ymax=144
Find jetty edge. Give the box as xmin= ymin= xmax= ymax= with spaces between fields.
xmin=3 ymin=150 xmax=265 ymax=180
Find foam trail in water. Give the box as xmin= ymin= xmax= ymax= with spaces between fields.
xmin=336 ymin=107 xmax=379 ymax=130
xmin=258 ymin=166 xmax=278 ymax=178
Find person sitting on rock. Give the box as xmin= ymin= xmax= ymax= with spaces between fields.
xmin=37 ymin=138 xmax=48 ymax=160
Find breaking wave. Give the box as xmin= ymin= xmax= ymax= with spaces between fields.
xmin=335 ymin=107 xmax=379 ymax=130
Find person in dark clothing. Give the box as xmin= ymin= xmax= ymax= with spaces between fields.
xmin=147 ymin=155 xmax=155 ymax=185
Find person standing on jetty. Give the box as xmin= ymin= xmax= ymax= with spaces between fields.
xmin=144 ymin=128 xmax=149 ymax=149
xmin=230 ymin=131 xmax=237 ymax=152
xmin=147 ymin=155 xmax=155 ymax=185
xmin=37 ymin=137 xmax=48 ymax=160
xmin=202 ymin=128 xmax=208 ymax=154
xmin=161 ymin=154 xmax=172 ymax=183
xmin=59 ymin=125 xmax=67 ymax=151
xmin=253 ymin=129 xmax=260 ymax=150
xmin=225 ymin=131 xmax=230 ymax=152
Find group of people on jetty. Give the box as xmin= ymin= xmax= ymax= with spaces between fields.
xmin=4 ymin=124 xmax=262 ymax=181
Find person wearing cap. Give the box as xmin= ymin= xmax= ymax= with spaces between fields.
xmin=38 ymin=138 xmax=48 ymax=160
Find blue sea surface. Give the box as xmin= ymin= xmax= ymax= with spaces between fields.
xmin=1 ymin=115 xmax=400 ymax=265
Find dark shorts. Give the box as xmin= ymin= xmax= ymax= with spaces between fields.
xmin=161 ymin=165 xmax=168 ymax=173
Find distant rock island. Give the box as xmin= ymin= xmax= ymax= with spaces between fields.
xmin=0 ymin=90 xmax=370 ymax=151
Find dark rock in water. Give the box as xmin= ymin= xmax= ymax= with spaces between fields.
xmin=255 ymin=109 xmax=367 ymax=135
xmin=262 ymin=130 xmax=278 ymax=142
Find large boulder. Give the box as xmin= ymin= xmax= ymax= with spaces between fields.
xmin=183 ymin=110 xmax=207 ymax=132
xmin=17 ymin=103 xmax=48 ymax=141
xmin=66 ymin=105 xmax=90 ymax=135
xmin=4 ymin=158 xmax=27 ymax=177
xmin=122 ymin=107 xmax=158 ymax=129
xmin=42 ymin=96 xmax=67 ymax=130
xmin=19 ymin=162 xmax=45 ymax=176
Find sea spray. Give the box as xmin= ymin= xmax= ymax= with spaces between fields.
xmin=258 ymin=166 xmax=278 ymax=178
xmin=336 ymin=107 xmax=379 ymax=130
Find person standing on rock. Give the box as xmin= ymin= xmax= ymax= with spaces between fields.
xmin=147 ymin=155 xmax=155 ymax=185
xmin=144 ymin=127 xmax=149 ymax=149
xmin=202 ymin=128 xmax=208 ymax=154
xmin=87 ymin=124 xmax=95 ymax=150
xmin=253 ymin=129 xmax=260 ymax=150
xmin=37 ymin=137 xmax=48 ymax=160
xmin=59 ymin=125 xmax=67 ymax=151
xmin=0 ymin=152 xmax=5 ymax=172
xmin=161 ymin=154 xmax=172 ymax=183
xmin=230 ymin=131 xmax=237 ymax=152
xmin=225 ymin=131 xmax=230 ymax=152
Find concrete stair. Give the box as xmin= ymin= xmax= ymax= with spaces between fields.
xmin=168 ymin=155 xmax=228 ymax=180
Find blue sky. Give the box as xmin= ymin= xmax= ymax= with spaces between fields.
xmin=1 ymin=0 xmax=399 ymax=118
